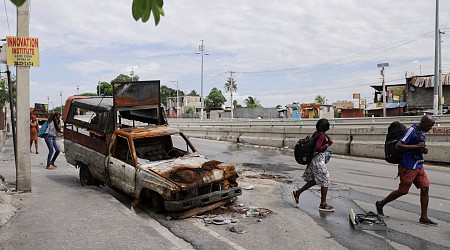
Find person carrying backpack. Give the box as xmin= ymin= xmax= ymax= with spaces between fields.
xmin=44 ymin=112 xmax=63 ymax=170
xmin=292 ymin=118 xmax=334 ymax=212
xmin=376 ymin=115 xmax=438 ymax=226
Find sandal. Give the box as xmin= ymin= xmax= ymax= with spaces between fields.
xmin=292 ymin=191 xmax=299 ymax=204
xmin=46 ymin=166 xmax=56 ymax=170
xmin=419 ymin=218 xmax=438 ymax=226
xmin=319 ymin=204 xmax=335 ymax=212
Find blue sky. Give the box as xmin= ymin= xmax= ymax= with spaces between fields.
xmin=1 ymin=0 xmax=450 ymax=109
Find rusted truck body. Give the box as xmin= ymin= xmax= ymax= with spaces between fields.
xmin=31 ymin=103 xmax=49 ymax=125
xmin=62 ymin=81 xmax=241 ymax=218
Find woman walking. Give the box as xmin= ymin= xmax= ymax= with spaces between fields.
xmin=44 ymin=112 xmax=62 ymax=170
xmin=30 ymin=115 xmax=40 ymax=154
xmin=292 ymin=118 xmax=334 ymax=211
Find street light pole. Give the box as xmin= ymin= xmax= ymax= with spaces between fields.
xmin=377 ymin=63 xmax=389 ymax=117
xmin=197 ymin=40 xmax=209 ymax=120
xmin=59 ymin=91 xmax=63 ymax=114
xmin=170 ymin=81 xmax=179 ymax=118
xmin=433 ymin=0 xmax=440 ymax=115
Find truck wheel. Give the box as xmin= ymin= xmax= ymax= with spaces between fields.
xmin=151 ymin=193 xmax=165 ymax=213
xmin=79 ymin=164 xmax=97 ymax=186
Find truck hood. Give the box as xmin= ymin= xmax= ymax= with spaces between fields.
xmin=139 ymin=153 xmax=237 ymax=190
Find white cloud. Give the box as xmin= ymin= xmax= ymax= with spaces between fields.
xmin=1 ymin=0 xmax=449 ymax=108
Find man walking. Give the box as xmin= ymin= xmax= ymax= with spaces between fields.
xmin=376 ymin=115 xmax=437 ymax=226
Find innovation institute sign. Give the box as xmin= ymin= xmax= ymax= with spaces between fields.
xmin=6 ymin=36 xmax=40 ymax=67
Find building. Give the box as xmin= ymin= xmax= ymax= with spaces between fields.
xmin=366 ymin=83 xmax=407 ymax=117
xmin=166 ymin=95 xmax=201 ymax=118
xmin=405 ymin=74 xmax=450 ymax=114
xmin=285 ymin=102 xmax=334 ymax=119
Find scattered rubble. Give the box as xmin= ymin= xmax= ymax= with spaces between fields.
xmin=245 ymin=173 xmax=292 ymax=183
xmin=0 ymin=177 xmax=17 ymax=228
xmin=193 ymin=202 xmax=274 ymax=233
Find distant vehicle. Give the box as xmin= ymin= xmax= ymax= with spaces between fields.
xmin=31 ymin=103 xmax=49 ymax=125
xmin=62 ymin=81 xmax=241 ymax=218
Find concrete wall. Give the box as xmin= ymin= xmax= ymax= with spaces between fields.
xmin=178 ymin=125 xmax=450 ymax=164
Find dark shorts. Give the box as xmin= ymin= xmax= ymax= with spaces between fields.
xmin=397 ymin=165 xmax=429 ymax=194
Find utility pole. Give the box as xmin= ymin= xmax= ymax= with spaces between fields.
xmin=170 ymin=81 xmax=179 ymax=118
xmin=16 ymin=0 xmax=31 ymax=191
xmin=196 ymin=40 xmax=209 ymax=120
xmin=59 ymin=91 xmax=63 ymax=114
xmin=439 ymin=30 xmax=444 ymax=115
xmin=377 ymin=63 xmax=389 ymax=117
xmin=433 ymin=0 xmax=440 ymax=115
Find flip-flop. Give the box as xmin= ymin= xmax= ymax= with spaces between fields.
xmin=292 ymin=191 xmax=299 ymax=204
xmin=419 ymin=218 xmax=438 ymax=226
xmin=319 ymin=204 xmax=335 ymax=212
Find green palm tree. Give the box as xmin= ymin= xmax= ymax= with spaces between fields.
xmin=315 ymin=95 xmax=326 ymax=105
xmin=224 ymin=77 xmax=237 ymax=118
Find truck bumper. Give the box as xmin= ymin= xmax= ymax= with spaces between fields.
xmin=164 ymin=186 xmax=242 ymax=212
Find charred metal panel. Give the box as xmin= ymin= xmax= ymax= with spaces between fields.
xmin=64 ymin=138 xmax=109 ymax=183
xmin=64 ymin=129 xmax=108 ymax=155
xmin=135 ymin=168 xmax=181 ymax=200
xmin=113 ymin=81 xmax=160 ymax=108
xmin=164 ymin=187 xmax=242 ymax=212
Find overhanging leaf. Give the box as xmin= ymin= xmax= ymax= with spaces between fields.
xmin=151 ymin=0 xmax=161 ymax=25
xmin=10 ymin=0 xmax=26 ymax=7
xmin=141 ymin=0 xmax=151 ymax=22
xmin=132 ymin=0 xmax=144 ymax=21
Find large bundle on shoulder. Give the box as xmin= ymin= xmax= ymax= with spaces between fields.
xmin=384 ymin=121 xmax=406 ymax=164
xmin=294 ymin=134 xmax=317 ymax=165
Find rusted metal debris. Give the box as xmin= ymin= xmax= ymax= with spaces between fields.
xmin=245 ymin=173 xmax=292 ymax=183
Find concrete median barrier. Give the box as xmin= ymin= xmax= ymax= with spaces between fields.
xmin=177 ymin=125 xmax=450 ymax=164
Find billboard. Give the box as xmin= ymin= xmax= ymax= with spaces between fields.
xmin=6 ymin=36 xmax=40 ymax=67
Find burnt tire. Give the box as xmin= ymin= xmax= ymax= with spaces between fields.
xmin=151 ymin=193 xmax=165 ymax=213
xmin=79 ymin=164 xmax=99 ymax=186
xmin=142 ymin=189 xmax=165 ymax=213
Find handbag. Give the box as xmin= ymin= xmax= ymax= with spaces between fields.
xmin=38 ymin=121 xmax=48 ymax=138
xmin=324 ymin=150 xmax=333 ymax=164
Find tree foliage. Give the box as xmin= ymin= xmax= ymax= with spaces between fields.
xmin=132 ymin=0 xmax=165 ymax=25
xmin=224 ymin=77 xmax=237 ymax=95
xmin=111 ymin=74 xmax=139 ymax=83
xmin=0 ymin=75 xmax=16 ymax=111
xmin=97 ymin=81 xmax=113 ymax=96
xmin=160 ymin=85 xmax=185 ymax=108
xmin=205 ymin=87 xmax=226 ymax=108
xmin=315 ymin=95 xmax=326 ymax=105
xmin=224 ymin=77 xmax=237 ymax=109
xmin=187 ymin=90 xmax=199 ymax=96
xmin=233 ymin=100 xmax=242 ymax=108
xmin=11 ymin=0 xmax=165 ymax=26
xmin=245 ymin=96 xmax=262 ymax=108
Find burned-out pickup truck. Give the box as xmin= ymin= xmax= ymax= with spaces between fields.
xmin=62 ymin=81 xmax=241 ymax=218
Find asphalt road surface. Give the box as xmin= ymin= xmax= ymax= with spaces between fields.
xmin=2 ymin=136 xmax=448 ymax=249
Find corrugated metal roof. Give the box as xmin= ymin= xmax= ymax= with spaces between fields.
xmin=365 ymin=102 xmax=407 ymax=110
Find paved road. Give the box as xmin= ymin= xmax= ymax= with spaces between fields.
xmin=0 ymin=135 xmax=449 ymax=249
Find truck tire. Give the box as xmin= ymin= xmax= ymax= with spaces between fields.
xmin=79 ymin=164 xmax=99 ymax=186
xmin=151 ymin=193 xmax=165 ymax=213
xmin=142 ymin=189 xmax=165 ymax=213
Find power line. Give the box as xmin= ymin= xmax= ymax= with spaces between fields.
xmin=236 ymin=31 xmax=434 ymax=75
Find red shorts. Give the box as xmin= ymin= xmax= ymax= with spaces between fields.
xmin=397 ymin=166 xmax=429 ymax=194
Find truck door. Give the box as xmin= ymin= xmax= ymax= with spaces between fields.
xmin=108 ymin=135 xmax=136 ymax=196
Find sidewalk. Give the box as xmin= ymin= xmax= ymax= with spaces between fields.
xmin=0 ymin=135 xmax=193 ymax=250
